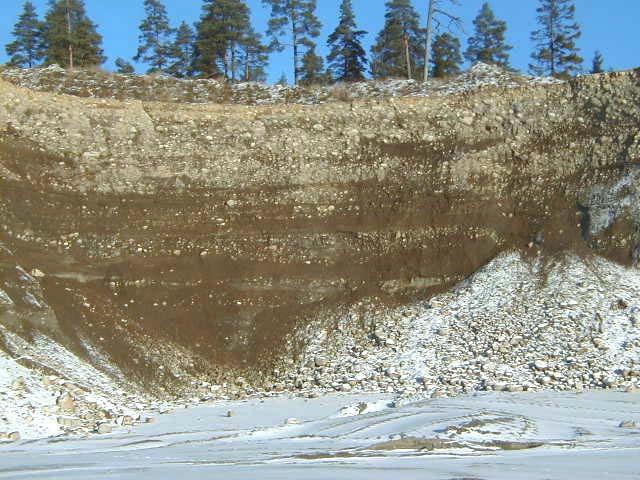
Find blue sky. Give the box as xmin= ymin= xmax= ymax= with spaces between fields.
xmin=1 ymin=0 xmax=638 ymax=83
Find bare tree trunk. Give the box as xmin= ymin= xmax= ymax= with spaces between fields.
xmin=424 ymin=0 xmax=435 ymax=82
xmin=292 ymin=17 xmax=298 ymax=85
xmin=65 ymin=0 xmax=74 ymax=69
xmin=403 ymin=33 xmax=412 ymax=80
xmin=231 ymin=42 xmax=236 ymax=82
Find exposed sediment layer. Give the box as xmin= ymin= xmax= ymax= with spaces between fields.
xmin=0 ymin=67 xmax=639 ymax=400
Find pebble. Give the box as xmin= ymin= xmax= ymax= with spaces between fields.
xmin=314 ymin=357 xmax=327 ymax=368
xmin=619 ymin=420 xmax=638 ymax=429
xmin=95 ymin=423 xmax=113 ymax=434
xmin=534 ymin=360 xmax=549 ymax=371
xmin=56 ymin=393 xmax=76 ymax=413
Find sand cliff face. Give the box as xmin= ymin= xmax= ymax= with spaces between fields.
xmin=0 ymin=67 xmax=639 ymax=393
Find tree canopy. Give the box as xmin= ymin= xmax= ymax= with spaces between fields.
xmin=134 ymin=0 xmax=174 ymax=73
xmin=5 ymin=1 xmax=45 ymax=68
xmin=43 ymin=0 xmax=105 ymax=68
xmin=431 ymin=32 xmax=462 ymax=78
xmin=262 ymin=0 xmax=322 ymax=84
xmin=371 ymin=0 xmax=425 ymax=80
xmin=326 ymin=0 xmax=367 ymax=82
xmin=530 ymin=0 xmax=583 ymax=78
xmin=465 ymin=2 xmax=511 ymax=68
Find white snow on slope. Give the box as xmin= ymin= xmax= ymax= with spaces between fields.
xmin=0 ymin=329 xmax=150 ymax=440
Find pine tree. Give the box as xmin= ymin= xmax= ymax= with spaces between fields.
xmin=239 ymin=28 xmax=269 ymax=82
xmin=168 ymin=21 xmax=195 ymax=77
xmin=134 ymin=0 xmax=174 ymax=73
xmin=194 ymin=0 xmax=259 ymax=81
xmin=591 ymin=50 xmax=604 ymax=74
xmin=430 ymin=32 xmax=462 ymax=78
xmin=299 ymin=46 xmax=325 ymax=85
xmin=530 ymin=0 xmax=583 ymax=78
xmin=326 ymin=0 xmax=367 ymax=82
xmin=262 ymin=0 xmax=322 ymax=85
xmin=423 ymin=0 xmax=462 ymax=82
xmin=115 ymin=57 xmax=135 ymax=74
xmin=465 ymin=2 xmax=511 ymax=68
xmin=43 ymin=0 xmax=105 ymax=68
xmin=371 ymin=0 xmax=425 ymax=80
xmin=5 ymin=1 xmax=45 ymax=68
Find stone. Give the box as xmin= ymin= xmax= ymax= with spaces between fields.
xmin=539 ymin=376 xmax=552 ymax=385
xmin=120 ymin=415 xmax=134 ymax=426
xmin=56 ymin=393 xmax=76 ymax=413
xmin=461 ymin=115 xmax=475 ymax=126
xmin=285 ymin=418 xmax=300 ymax=425
xmin=619 ymin=420 xmax=638 ymax=429
xmin=437 ymin=328 xmax=449 ymax=337
xmin=30 ymin=268 xmax=45 ymax=278
xmin=340 ymin=383 xmax=352 ymax=392
xmin=314 ymin=357 xmax=327 ymax=368
xmin=226 ymin=410 xmax=234 ymax=418
xmin=11 ymin=377 xmax=26 ymax=391
xmin=58 ymin=416 xmax=82 ymax=429
xmin=95 ymin=423 xmax=113 ymax=434
xmin=533 ymin=360 xmax=548 ymax=371
xmin=8 ymin=432 xmax=20 ymax=442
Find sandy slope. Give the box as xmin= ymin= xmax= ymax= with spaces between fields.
xmin=0 ymin=391 xmax=638 ymax=479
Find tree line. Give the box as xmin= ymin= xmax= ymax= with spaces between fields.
xmin=5 ymin=0 xmax=605 ymax=85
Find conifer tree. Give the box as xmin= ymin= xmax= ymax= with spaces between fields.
xmin=326 ymin=0 xmax=367 ymax=82
xmin=195 ymin=0 xmax=263 ymax=81
xmin=423 ymin=0 xmax=461 ymax=81
xmin=465 ymin=2 xmax=511 ymax=68
xmin=299 ymin=46 xmax=325 ymax=85
xmin=239 ymin=28 xmax=269 ymax=82
xmin=262 ymin=0 xmax=322 ymax=85
xmin=530 ymin=0 xmax=583 ymax=78
xmin=371 ymin=0 xmax=425 ymax=80
xmin=134 ymin=0 xmax=174 ymax=73
xmin=430 ymin=32 xmax=462 ymax=78
xmin=5 ymin=1 xmax=45 ymax=68
xmin=591 ymin=50 xmax=604 ymax=74
xmin=115 ymin=57 xmax=135 ymax=74
xmin=43 ymin=0 xmax=105 ymax=68
xmin=168 ymin=21 xmax=195 ymax=77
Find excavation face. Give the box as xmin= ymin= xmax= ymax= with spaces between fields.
xmin=0 ymin=69 xmax=639 ymax=390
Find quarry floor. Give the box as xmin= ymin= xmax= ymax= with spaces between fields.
xmin=0 ymin=390 xmax=639 ymax=480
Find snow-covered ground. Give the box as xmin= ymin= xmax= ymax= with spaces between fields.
xmin=0 ymin=390 xmax=638 ymax=479
xmin=0 ymin=329 xmax=157 ymax=441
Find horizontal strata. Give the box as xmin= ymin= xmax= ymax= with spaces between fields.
xmin=0 ymin=68 xmax=638 ymax=405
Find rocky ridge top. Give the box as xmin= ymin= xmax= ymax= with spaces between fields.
xmin=0 ymin=62 xmax=560 ymax=105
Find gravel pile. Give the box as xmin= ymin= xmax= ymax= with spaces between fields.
xmin=280 ymin=253 xmax=640 ymax=400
